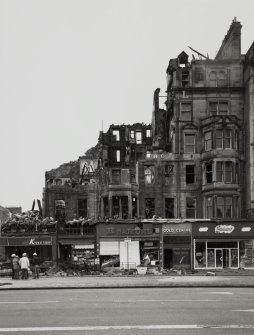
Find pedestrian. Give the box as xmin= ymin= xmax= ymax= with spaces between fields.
xmin=11 ymin=254 xmax=16 ymax=279
xmin=19 ymin=253 xmax=30 ymax=280
xmin=143 ymin=252 xmax=150 ymax=266
xmin=31 ymin=253 xmax=40 ymax=279
xmin=12 ymin=255 xmax=20 ymax=280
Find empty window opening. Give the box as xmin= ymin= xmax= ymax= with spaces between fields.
xmin=164 ymin=165 xmax=174 ymax=185
xmin=145 ymin=198 xmax=155 ymax=219
xmin=165 ymin=198 xmax=174 ymax=218
xmin=78 ymin=199 xmax=87 ymax=218
xmin=136 ymin=131 xmax=142 ymax=144
xmin=145 ymin=166 xmax=155 ymax=185
xmin=112 ymin=130 xmax=120 ymax=141
xmin=186 ymin=165 xmax=195 ymax=184
xmin=205 ymin=162 xmax=213 ymax=184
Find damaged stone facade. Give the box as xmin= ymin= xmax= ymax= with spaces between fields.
xmin=42 ymin=19 xmax=254 ymax=270
xmin=43 ymin=19 xmax=254 ymax=222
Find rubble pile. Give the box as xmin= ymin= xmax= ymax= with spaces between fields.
xmin=1 ymin=211 xmax=57 ymax=234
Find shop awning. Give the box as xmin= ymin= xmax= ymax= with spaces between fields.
xmin=59 ymin=239 xmax=94 ymax=246
xmin=73 ymin=244 xmax=94 ymax=249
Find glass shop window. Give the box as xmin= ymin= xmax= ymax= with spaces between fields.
xmin=195 ymin=241 xmax=206 ymax=269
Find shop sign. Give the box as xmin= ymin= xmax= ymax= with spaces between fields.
xmin=0 ymin=236 xmax=52 ymax=246
xmin=146 ymin=152 xmax=173 ymax=160
xmin=193 ymin=222 xmax=254 ymax=238
xmin=105 ymin=227 xmax=154 ymax=236
xmin=163 ymin=223 xmax=191 ymax=235
xmin=215 ymin=225 xmax=235 ymax=234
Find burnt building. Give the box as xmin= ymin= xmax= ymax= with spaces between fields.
xmin=42 ymin=19 xmax=254 ymax=271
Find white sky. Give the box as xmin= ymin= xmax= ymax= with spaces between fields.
xmin=1 ymin=0 xmax=254 ymax=212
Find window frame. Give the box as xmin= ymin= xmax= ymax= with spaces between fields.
xmin=184 ymin=133 xmax=196 ymax=153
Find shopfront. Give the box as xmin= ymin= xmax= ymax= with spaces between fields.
xmin=97 ymin=223 xmax=161 ymax=269
xmin=193 ymin=221 xmax=254 ymax=270
xmin=0 ymin=235 xmax=56 ymax=261
xmin=58 ymin=238 xmax=95 ymax=266
xmin=162 ymin=223 xmax=191 ymax=269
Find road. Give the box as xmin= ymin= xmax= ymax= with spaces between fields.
xmin=1 ymin=288 xmax=254 ymax=334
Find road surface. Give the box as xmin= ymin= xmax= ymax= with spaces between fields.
xmin=1 ymin=287 xmax=254 ymax=334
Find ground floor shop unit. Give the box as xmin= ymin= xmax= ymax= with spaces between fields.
xmin=0 ymin=235 xmax=56 ymax=262
xmin=162 ymin=223 xmax=192 ymax=270
xmin=193 ymin=221 xmax=254 ymax=270
xmin=58 ymin=237 xmax=97 ymax=269
xmin=97 ymin=222 xmax=161 ymax=269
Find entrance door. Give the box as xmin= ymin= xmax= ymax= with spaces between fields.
xmin=215 ymin=249 xmax=223 ymax=268
xmin=164 ymin=249 xmax=173 ymax=269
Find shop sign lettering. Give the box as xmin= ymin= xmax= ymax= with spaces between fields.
xmin=241 ymin=227 xmax=251 ymax=232
xmin=29 ymin=238 xmax=52 ymax=245
xmin=105 ymin=228 xmax=153 ymax=235
xmin=146 ymin=153 xmax=172 ymax=160
xmin=163 ymin=224 xmax=191 ymax=235
xmin=215 ymin=225 xmax=235 ymax=234
xmin=199 ymin=227 xmax=208 ymax=232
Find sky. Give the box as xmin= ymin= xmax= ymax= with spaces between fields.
xmin=1 ymin=0 xmax=254 ymax=212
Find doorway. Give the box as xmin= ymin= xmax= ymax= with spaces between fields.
xmin=164 ymin=249 xmax=173 ymax=269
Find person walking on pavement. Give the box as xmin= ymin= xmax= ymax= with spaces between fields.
xmin=11 ymin=254 xmax=16 ymax=279
xmin=12 ymin=254 xmax=20 ymax=280
xmin=19 ymin=253 xmax=30 ymax=280
xmin=32 ymin=253 xmax=40 ymax=279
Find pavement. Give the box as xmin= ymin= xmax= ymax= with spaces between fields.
xmin=1 ymin=270 xmax=254 ymax=289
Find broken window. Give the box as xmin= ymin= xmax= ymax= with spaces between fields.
xmin=112 ymin=169 xmax=121 ymax=184
xmin=164 ymin=165 xmax=174 ymax=185
xmin=112 ymin=130 xmax=120 ymax=141
xmin=206 ymin=197 xmax=213 ymax=218
xmin=121 ymin=196 xmax=129 ymax=219
xmin=78 ymin=199 xmax=87 ymax=218
xmin=204 ymin=131 xmax=212 ymax=151
xmin=145 ymin=198 xmax=155 ymax=219
xmin=103 ymin=197 xmax=109 ymax=217
xmin=136 ymin=131 xmax=142 ymax=144
xmin=144 ymin=166 xmax=155 ymax=185
xmin=216 ymin=196 xmax=233 ymax=218
xmin=180 ymin=102 xmax=192 ymax=121
xmin=112 ymin=149 xmax=121 ymax=162
xmin=165 ymin=198 xmax=174 ymax=218
xmin=186 ymin=165 xmax=195 ymax=184
xmin=55 ymin=200 xmax=66 ymax=221
xmin=146 ymin=129 xmax=151 ymax=137
xmin=181 ymin=70 xmax=189 ymax=88
xmin=132 ymin=197 xmax=137 ymax=217
xmin=112 ymin=196 xmax=120 ymax=218
xmin=130 ymin=130 xmax=135 ymax=140
xmin=205 ymin=162 xmax=213 ymax=184
xmin=184 ymin=133 xmax=195 ymax=153
xmin=186 ymin=197 xmax=196 ymax=218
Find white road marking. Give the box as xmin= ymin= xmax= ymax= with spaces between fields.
xmin=113 ymin=299 xmax=221 ymax=302
xmin=1 ymin=325 xmax=254 ymax=331
xmin=233 ymin=309 xmax=254 ymax=312
xmin=0 ymin=301 xmax=58 ymax=304
xmin=207 ymin=291 xmax=233 ymax=295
